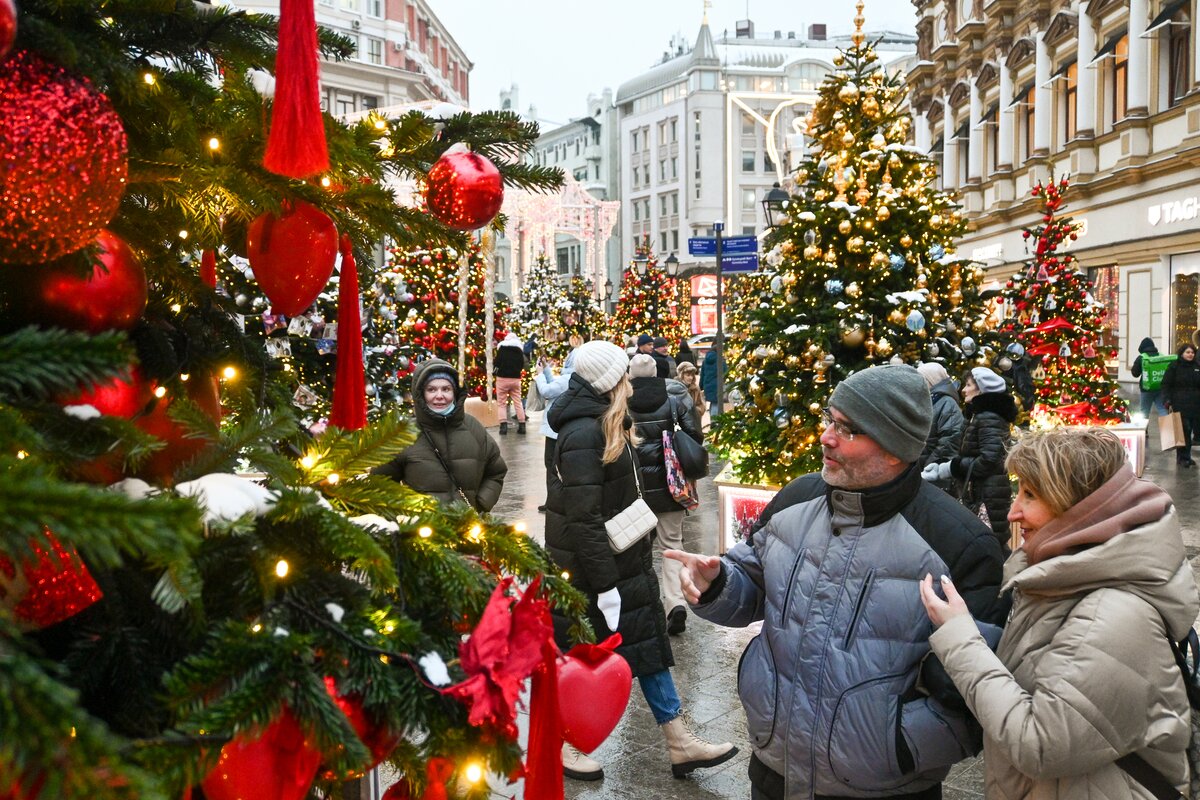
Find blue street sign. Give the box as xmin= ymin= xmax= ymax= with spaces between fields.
xmin=721 ymin=253 xmax=759 ymax=273
xmin=688 ymin=235 xmax=759 ymax=256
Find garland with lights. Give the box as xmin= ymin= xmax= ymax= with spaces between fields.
xmin=998 ymin=178 xmax=1128 ymax=424
xmin=610 ymin=241 xmax=689 ymax=345
xmin=0 ymin=4 xmax=583 ymax=800
xmin=710 ymin=22 xmax=995 ymax=486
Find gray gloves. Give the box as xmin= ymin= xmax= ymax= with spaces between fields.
xmin=921 ymin=462 xmax=953 ymax=482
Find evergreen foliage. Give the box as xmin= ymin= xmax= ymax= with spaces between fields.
xmin=611 ymin=240 xmax=689 ymax=346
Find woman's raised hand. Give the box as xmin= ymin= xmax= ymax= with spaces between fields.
xmin=919 ymin=573 xmax=971 ymax=628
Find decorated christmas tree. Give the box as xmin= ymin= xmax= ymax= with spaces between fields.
xmin=370 ymin=242 xmax=511 ymax=402
xmin=513 ymin=253 xmax=566 ymax=345
xmin=998 ymin=177 xmax=1127 ymax=424
xmin=611 ymin=241 xmax=689 ymax=345
xmin=711 ymin=12 xmax=994 ymax=486
xmin=0 ymin=4 xmax=583 ymax=800
xmin=555 ymin=276 xmax=608 ymax=356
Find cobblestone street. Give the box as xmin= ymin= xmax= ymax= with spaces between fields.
xmin=482 ymin=402 xmax=1200 ymax=800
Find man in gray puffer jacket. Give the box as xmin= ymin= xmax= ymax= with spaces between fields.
xmin=667 ymin=366 xmax=1006 ymax=800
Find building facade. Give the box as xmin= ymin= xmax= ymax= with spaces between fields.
xmin=610 ymin=18 xmax=916 ymax=324
xmin=235 ymin=0 xmax=470 ymax=115
xmin=910 ymin=0 xmax=1200 ymax=383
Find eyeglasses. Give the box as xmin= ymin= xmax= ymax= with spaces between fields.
xmin=821 ymin=408 xmax=864 ymax=441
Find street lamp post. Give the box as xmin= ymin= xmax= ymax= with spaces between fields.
xmin=632 ymin=251 xmax=653 ymax=323
xmin=604 ymin=278 xmax=614 ymax=314
xmin=664 ymin=252 xmax=680 ymax=336
xmin=762 ymin=182 xmax=790 ymax=229
xmin=714 ymin=220 xmax=725 ymax=417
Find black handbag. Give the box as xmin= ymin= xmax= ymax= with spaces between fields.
xmin=669 ymin=399 xmax=709 ymax=480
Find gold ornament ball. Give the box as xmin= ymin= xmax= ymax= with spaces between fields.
xmin=834 ymin=120 xmax=847 ymax=133
xmin=876 ymin=205 xmax=891 ymax=221
xmin=846 ymin=236 xmax=865 ymax=253
xmin=833 ymin=55 xmax=845 ymax=66
xmin=870 ymin=251 xmax=889 ymax=268
xmin=930 ymin=214 xmax=943 ymax=228
xmin=840 ymin=326 xmax=867 ymax=347
xmin=870 ymin=133 xmax=887 ymax=149
xmin=782 ymin=273 xmax=796 ymax=286
xmin=845 ymin=281 xmax=862 ymax=298
xmin=900 ymin=234 xmax=913 ymax=248
xmin=875 ymin=338 xmax=894 ymax=357
xmin=814 ymin=189 xmax=829 ymax=201
xmin=838 ymin=219 xmax=853 ymax=234
xmin=803 ymin=245 xmax=822 ymax=260
xmin=974 ymin=319 xmax=988 ymax=332
xmin=841 ymin=131 xmax=856 ymax=147
xmin=824 ymin=249 xmax=838 ymax=263
xmin=806 ymin=343 xmax=820 ymax=356
xmin=862 ymin=96 xmax=880 ymax=117
xmin=786 ymin=355 xmax=802 ymax=368
xmin=916 ymin=272 xmax=928 ymax=288
xmin=786 ymin=292 xmax=800 ymax=304
xmin=796 ymin=168 xmax=809 ymax=182
xmin=949 ymin=290 xmax=963 ymax=306
xmin=888 ymin=309 xmax=906 ymax=325
xmin=809 ymin=402 xmax=822 ymax=414
xmin=838 ymin=82 xmax=860 ymax=103
xmin=781 ymin=240 xmax=795 ymax=253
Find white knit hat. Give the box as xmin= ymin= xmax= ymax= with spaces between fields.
xmin=572 ymin=341 xmax=629 ymax=394
xmin=970 ymin=367 xmax=1007 ymax=394
xmin=628 ymin=353 xmax=657 ymax=378
xmin=499 ymin=332 xmax=522 ymax=348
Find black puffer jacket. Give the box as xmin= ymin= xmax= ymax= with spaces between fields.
xmin=373 ymin=359 xmax=506 ymax=512
xmin=1163 ymin=351 xmax=1200 ymax=415
xmin=545 ymin=374 xmax=674 ymax=677
xmin=921 ymin=379 xmax=964 ymax=467
xmin=950 ymin=391 xmax=1017 ymax=543
xmin=628 ymin=376 xmax=704 ymax=513
xmin=494 ymin=345 xmax=525 ymax=379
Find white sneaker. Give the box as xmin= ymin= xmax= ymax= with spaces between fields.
xmin=562 ymin=742 xmax=603 ymax=781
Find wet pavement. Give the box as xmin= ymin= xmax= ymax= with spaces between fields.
xmin=480 ymin=398 xmax=1200 ymax=800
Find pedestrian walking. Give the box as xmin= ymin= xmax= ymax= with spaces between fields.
xmin=373 ymin=360 xmax=506 ymax=512
xmin=494 ymin=331 xmax=527 ymax=435
xmin=1130 ymin=337 xmax=1169 ymax=419
xmin=920 ymin=426 xmax=1199 ymax=800
xmin=545 ymin=341 xmax=736 ymax=782
xmin=699 ymin=346 xmax=723 ymax=420
xmin=533 ymin=334 xmax=582 ymax=512
xmin=916 ymin=362 xmax=964 ymax=494
xmin=675 ymin=339 xmax=696 ymax=367
xmin=628 ymin=354 xmax=704 ymax=636
xmin=667 ymin=365 xmax=1006 ymax=800
xmin=675 ymin=361 xmax=705 ymax=431
xmin=1162 ymin=343 xmax=1200 ymax=467
xmin=923 ymin=367 xmax=1016 ymax=548
xmin=635 ymin=333 xmax=655 ymax=355
xmin=650 ymin=336 xmax=678 ymax=379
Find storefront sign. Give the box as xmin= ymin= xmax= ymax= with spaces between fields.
xmin=1148 ymin=196 xmax=1200 ymax=226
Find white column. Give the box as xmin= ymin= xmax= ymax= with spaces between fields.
xmin=998 ymin=59 xmax=1015 ymax=169
xmin=942 ymin=96 xmax=959 ymax=188
xmin=1034 ymin=31 xmax=1051 ymax=154
xmin=915 ymin=110 xmax=932 ymax=153
xmin=1128 ymin=0 xmax=1150 ymax=114
xmin=1077 ymin=7 xmax=1097 ymax=136
xmin=968 ymin=77 xmax=983 ymax=181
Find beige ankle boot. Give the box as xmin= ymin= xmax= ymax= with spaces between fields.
xmin=660 ymin=717 xmax=738 ymax=778
xmin=562 ymin=742 xmax=603 ymax=781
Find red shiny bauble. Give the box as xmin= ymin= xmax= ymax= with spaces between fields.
xmin=0 ymin=529 xmax=103 ymax=631
xmin=0 ymin=51 xmax=128 ymax=264
xmin=0 ymin=0 xmax=16 ymax=60
xmin=320 ymin=677 xmax=400 ymax=779
xmin=134 ymin=372 xmax=222 ymax=485
xmin=201 ymin=707 xmax=322 ymax=800
xmin=59 ymin=365 xmax=153 ymax=419
xmin=412 ymin=320 xmax=428 ymax=333
xmin=11 ymin=231 xmax=146 ymax=332
xmin=247 ymin=201 xmax=338 ymax=316
xmin=425 ymin=150 xmax=504 ymax=230
xmin=557 ymin=644 xmax=632 ymax=753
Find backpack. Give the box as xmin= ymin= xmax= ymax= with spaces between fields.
xmin=1141 ymin=353 xmax=1178 ymax=392
xmin=1116 ymin=628 xmax=1200 ymax=799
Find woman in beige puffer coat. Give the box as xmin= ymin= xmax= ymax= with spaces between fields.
xmin=919 ymin=427 xmax=1199 ymax=799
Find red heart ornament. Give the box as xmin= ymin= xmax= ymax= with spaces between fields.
xmin=246 ymin=201 xmax=338 ymax=316
xmin=200 ymin=707 xmax=321 ymax=800
xmin=556 ymin=635 xmax=632 ymax=753
xmin=134 ymin=372 xmax=222 ymax=485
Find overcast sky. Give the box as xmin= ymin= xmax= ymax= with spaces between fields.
xmin=433 ymin=0 xmax=919 ymax=126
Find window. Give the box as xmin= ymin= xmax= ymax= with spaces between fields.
xmin=660 ymin=195 xmax=668 ymax=215
xmin=557 ymin=248 xmax=570 ymax=275
xmin=764 ymin=152 xmax=775 ymax=173
xmin=361 ymin=95 xmax=378 ymax=110
xmin=742 ymin=150 xmax=756 ymax=172
xmin=1112 ymin=34 xmax=1129 ymax=123
xmin=495 ymin=256 xmax=506 ymax=283
xmin=670 ymin=118 xmax=678 ymax=142
xmin=671 ymin=230 xmax=679 ymax=251
xmin=1168 ymin=12 xmax=1191 ymax=107
xmin=694 ymin=111 xmax=702 ymax=141
xmin=367 ymin=0 xmax=382 ymax=16
xmin=335 ymin=94 xmax=354 ymax=116
xmin=367 ymin=37 xmax=383 ymax=65
xmin=742 ymin=226 xmax=756 ymax=235
xmin=658 ymin=120 xmax=667 ymax=145
xmin=660 ymin=159 xmax=667 ymax=181
xmin=741 ymin=189 xmax=756 ymax=210
xmin=340 ymin=0 xmax=359 ymax=9
xmin=661 ymin=232 xmax=669 ymax=252
xmin=643 ymin=199 xmax=651 ymax=220
xmin=1088 ymin=265 xmax=1120 ymax=356
xmin=741 ymin=113 xmax=756 ymax=136
xmin=671 ymin=193 xmax=679 ymax=214
xmin=670 ymin=156 xmax=678 ymax=178
xmin=1061 ymin=62 xmax=1077 ymax=143
xmin=632 ymin=130 xmax=640 ymax=152
xmin=345 ymin=34 xmax=360 ymax=59
xmin=1022 ymin=85 xmax=1036 ymax=161
xmin=787 ymin=62 xmax=827 ymax=92
xmin=320 ymin=0 xmax=333 ymax=5
xmin=633 ymin=202 xmax=640 ymax=222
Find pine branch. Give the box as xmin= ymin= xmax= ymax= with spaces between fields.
xmin=0 ymin=328 xmax=135 ymax=401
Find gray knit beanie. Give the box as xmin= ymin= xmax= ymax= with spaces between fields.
xmin=572 ymin=340 xmax=629 ymax=394
xmin=829 ymin=365 xmax=932 ymax=462
xmin=628 ymin=353 xmax=657 ymax=378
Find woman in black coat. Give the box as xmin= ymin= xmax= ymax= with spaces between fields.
xmin=626 ymin=354 xmax=704 ymax=635
xmin=1162 ymin=343 xmax=1200 ymax=467
xmin=545 ymin=341 xmax=735 ymax=782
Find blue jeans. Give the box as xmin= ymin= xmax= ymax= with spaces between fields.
xmin=709 ymin=401 xmax=719 ymax=419
xmin=638 ymin=669 xmax=681 ymax=725
xmin=1140 ymin=390 xmax=1166 ymax=418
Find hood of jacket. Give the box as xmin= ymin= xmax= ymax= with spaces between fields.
xmin=628 ymin=376 xmax=669 ymax=413
xmin=499 ymin=332 xmax=523 ymax=348
xmin=930 ymin=378 xmax=961 ymax=404
xmin=964 ymin=390 xmax=1017 ymax=422
xmin=1006 ymin=503 xmax=1198 ymax=640
xmin=547 ymin=372 xmax=611 ymax=432
xmin=411 ymin=358 xmax=465 ymax=428
xmin=1138 ymin=337 xmax=1159 ymax=355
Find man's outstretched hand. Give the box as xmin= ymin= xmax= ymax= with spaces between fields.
xmin=663 ymin=549 xmax=722 ymax=604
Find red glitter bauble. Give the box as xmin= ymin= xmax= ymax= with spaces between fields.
xmin=247 ymin=201 xmax=338 ymax=317
xmin=0 ymin=529 xmax=103 ymax=630
xmin=8 ymin=230 xmax=147 ymax=332
xmin=0 ymin=0 xmax=16 ymax=60
xmin=425 ymin=150 xmax=504 ymax=230
xmin=0 ymin=51 xmax=129 ymax=263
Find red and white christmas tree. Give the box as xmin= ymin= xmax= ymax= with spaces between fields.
xmin=999 ymin=177 xmax=1128 ymax=424
xmin=611 ymin=240 xmax=689 ymax=345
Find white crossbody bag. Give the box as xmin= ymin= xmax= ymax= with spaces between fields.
xmin=558 ymin=440 xmax=657 ymax=553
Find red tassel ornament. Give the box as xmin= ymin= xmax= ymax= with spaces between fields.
xmin=263 ymin=0 xmax=329 ymax=178
xmin=329 ymin=235 xmax=366 ymax=430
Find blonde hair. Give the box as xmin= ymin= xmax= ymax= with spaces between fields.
xmin=1005 ymin=427 xmax=1128 ymax=515
xmin=600 ymin=375 xmax=640 ymax=464
xmin=568 ymin=334 xmax=584 ymax=349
